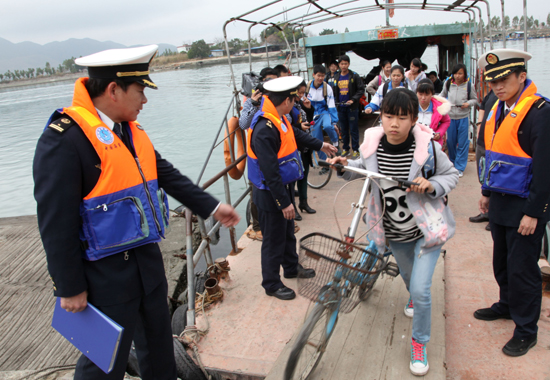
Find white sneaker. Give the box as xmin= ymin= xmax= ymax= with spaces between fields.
xmin=458 ymin=171 xmax=464 ymax=178
xmin=404 ymin=297 xmax=414 ymax=318
xmin=410 ymin=338 xmax=429 ymax=376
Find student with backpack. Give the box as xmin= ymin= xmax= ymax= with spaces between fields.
xmin=325 ymin=60 xmax=339 ymax=90
xmin=440 ymin=63 xmax=478 ymax=177
xmin=328 ymin=88 xmax=459 ymax=376
xmin=332 ymin=54 xmax=366 ymax=159
xmin=306 ymin=64 xmax=340 ymax=159
xmin=364 ymin=65 xmax=407 ymax=114
xmin=366 ymin=60 xmax=392 ymax=96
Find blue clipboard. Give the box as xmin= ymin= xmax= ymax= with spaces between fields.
xmin=51 ymin=298 xmax=124 ymax=374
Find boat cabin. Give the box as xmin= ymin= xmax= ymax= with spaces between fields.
xmin=300 ymin=22 xmax=475 ymax=84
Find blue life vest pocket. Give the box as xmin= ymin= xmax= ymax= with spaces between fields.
xmin=279 ymin=157 xmax=304 ymax=185
xmin=157 ymin=188 xmax=170 ymax=232
xmin=486 ymin=160 xmax=531 ymax=198
xmin=83 ymin=196 xmax=150 ymax=250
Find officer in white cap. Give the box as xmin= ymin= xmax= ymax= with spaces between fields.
xmin=474 ymin=48 xmax=550 ymax=357
xmin=33 ymin=45 xmax=239 ymax=379
xmin=247 ymin=76 xmax=335 ymax=300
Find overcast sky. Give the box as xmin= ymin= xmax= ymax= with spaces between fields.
xmin=2 ymin=0 xmax=548 ymax=47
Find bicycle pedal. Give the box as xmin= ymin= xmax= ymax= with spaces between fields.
xmin=384 ymin=262 xmax=400 ymax=277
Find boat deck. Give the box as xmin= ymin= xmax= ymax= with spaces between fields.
xmin=197 ymin=118 xmax=550 ymax=380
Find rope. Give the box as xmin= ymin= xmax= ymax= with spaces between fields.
xmin=175 ymin=287 xmax=224 ymax=380
xmin=16 ymin=364 xmax=76 ymax=380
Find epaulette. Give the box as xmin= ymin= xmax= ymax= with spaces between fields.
xmin=534 ymin=98 xmax=547 ymax=109
xmin=48 ymin=116 xmax=76 ymax=133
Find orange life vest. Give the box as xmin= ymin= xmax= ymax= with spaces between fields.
xmin=481 ymin=80 xmax=539 ymax=198
xmin=49 ymin=78 xmax=169 ymax=261
xmin=246 ymin=95 xmax=303 ymax=190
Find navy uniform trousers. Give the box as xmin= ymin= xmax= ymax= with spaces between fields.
xmin=256 ymin=186 xmax=300 ymax=292
xmin=489 ymin=221 xmax=544 ymax=339
xmin=75 ymin=274 xmax=176 ymax=380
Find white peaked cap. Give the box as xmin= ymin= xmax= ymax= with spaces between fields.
xmin=75 ymin=45 xmax=159 ymax=89
xmin=263 ymin=76 xmax=304 ymax=94
xmin=75 ymin=45 xmax=159 ymax=67
xmin=478 ymin=48 xmax=532 ymax=82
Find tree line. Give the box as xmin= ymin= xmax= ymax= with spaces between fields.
xmin=1 ymin=57 xmax=84 ymax=83
xmin=479 ymin=13 xmax=550 ymax=34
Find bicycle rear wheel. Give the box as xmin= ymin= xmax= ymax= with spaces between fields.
xmin=284 ymin=303 xmax=337 ymax=380
xmin=307 ymin=151 xmax=332 ymax=189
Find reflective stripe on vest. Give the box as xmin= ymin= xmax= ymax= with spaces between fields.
xmin=60 ymin=78 xmax=169 ymax=261
xmin=246 ymin=96 xmax=303 ymax=190
xmin=481 ymin=80 xmax=538 ymax=198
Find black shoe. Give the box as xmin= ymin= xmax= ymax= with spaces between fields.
xmin=485 ymin=223 xmax=491 ymax=231
xmin=502 ymin=336 xmax=537 ymax=357
xmin=294 ymin=207 xmax=302 ymax=221
xmin=473 ymin=307 xmax=512 ymax=321
xmin=284 ymin=267 xmax=316 ymax=279
xmin=265 ymin=286 xmax=296 ymax=300
xmin=469 ymin=213 xmax=489 ymax=223
xmin=299 ymin=200 xmax=316 ymax=214
xmin=319 ymin=167 xmax=329 ymax=175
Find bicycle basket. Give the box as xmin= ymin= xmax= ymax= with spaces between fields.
xmin=297 ymin=232 xmax=387 ymax=313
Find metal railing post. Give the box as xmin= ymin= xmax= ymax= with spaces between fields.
xmin=185 ymin=208 xmax=196 ymax=327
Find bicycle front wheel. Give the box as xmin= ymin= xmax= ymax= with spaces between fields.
xmin=307 ymin=151 xmax=332 ymax=189
xmin=284 ymin=303 xmax=337 ymax=380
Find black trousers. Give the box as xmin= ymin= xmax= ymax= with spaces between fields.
xmin=258 ymin=208 xmax=299 ymax=292
xmin=74 ymin=280 xmax=177 ymax=380
xmin=489 ymin=221 xmax=544 ymax=339
xmin=297 ymin=152 xmax=312 ymax=202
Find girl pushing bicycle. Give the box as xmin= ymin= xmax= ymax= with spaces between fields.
xmin=328 ymin=88 xmax=459 ymax=376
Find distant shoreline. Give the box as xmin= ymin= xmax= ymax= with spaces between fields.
xmin=0 ymin=53 xmax=285 ymax=91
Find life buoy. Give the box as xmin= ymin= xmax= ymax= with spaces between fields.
xmin=224 ymin=116 xmax=246 ymax=180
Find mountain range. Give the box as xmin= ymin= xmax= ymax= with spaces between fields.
xmin=0 ymin=37 xmax=178 ymax=73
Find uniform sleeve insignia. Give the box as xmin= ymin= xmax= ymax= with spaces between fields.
xmin=61 ymin=118 xmax=71 ymax=124
xmin=266 ymin=120 xmax=273 ymax=128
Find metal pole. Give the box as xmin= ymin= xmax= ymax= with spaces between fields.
xmin=248 ymin=23 xmax=256 ymax=72
xmin=223 ymin=21 xmax=239 ymax=96
xmin=185 ymin=208 xmax=196 ymax=327
xmin=500 ymin=0 xmax=506 ymax=48
xmin=523 ymin=0 xmax=527 ymax=51
xmin=292 ymin=27 xmax=301 ymax=75
xmin=385 ymin=0 xmax=390 ymax=27
xmin=264 ymin=29 xmax=270 ymax=66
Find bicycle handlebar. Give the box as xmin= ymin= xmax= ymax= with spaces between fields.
xmin=318 ymin=160 xmax=420 ymax=189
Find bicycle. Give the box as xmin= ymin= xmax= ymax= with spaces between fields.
xmin=306 ymin=114 xmax=333 ymax=190
xmin=284 ymin=160 xmax=418 ymax=380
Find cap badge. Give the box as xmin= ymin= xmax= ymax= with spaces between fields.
xmin=61 ymin=118 xmax=71 ymax=124
xmin=96 ymin=127 xmax=114 ymax=145
xmin=486 ymin=54 xmax=498 ymax=65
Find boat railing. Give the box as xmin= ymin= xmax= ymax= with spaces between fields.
xmin=184 ymin=93 xmax=249 ymax=328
